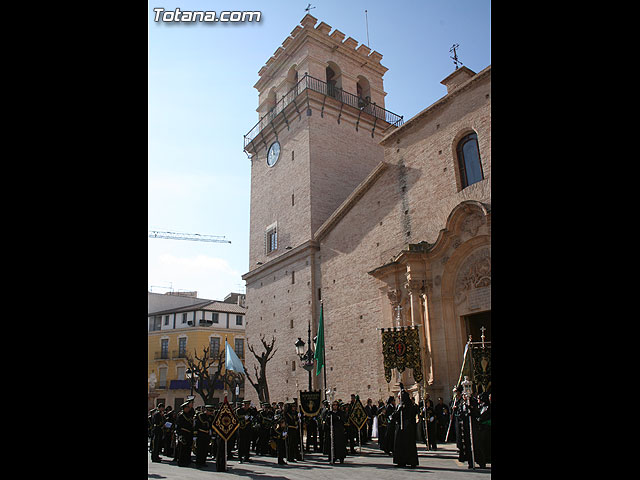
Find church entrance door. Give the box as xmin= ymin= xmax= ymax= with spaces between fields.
xmin=464 ymin=310 xmax=491 ymax=343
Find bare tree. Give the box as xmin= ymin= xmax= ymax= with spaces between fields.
xmin=185 ymin=346 xmax=244 ymax=405
xmin=245 ymin=334 xmax=277 ymax=403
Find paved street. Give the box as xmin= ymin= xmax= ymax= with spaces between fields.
xmin=148 ymin=441 xmax=491 ymax=479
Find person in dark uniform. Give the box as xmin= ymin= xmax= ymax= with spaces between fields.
xmin=236 ymin=399 xmax=253 ymax=463
xmin=194 ymin=405 xmax=214 ymax=467
xmin=148 ymin=409 xmax=153 ymax=450
xmin=305 ymin=413 xmax=318 ymax=452
xmin=150 ymin=403 xmax=165 ymax=462
xmin=346 ymin=394 xmax=358 ymax=454
xmin=284 ymin=403 xmax=302 ymax=462
xmin=273 ymin=416 xmax=289 ymax=465
xmin=248 ymin=403 xmax=259 ymax=453
xmin=162 ymin=406 xmax=175 ymax=457
xmin=434 ymin=397 xmax=450 ymax=443
xmin=392 ymin=388 xmax=419 ymax=468
xmin=175 ymin=400 xmax=194 ymax=467
xmin=256 ymin=403 xmax=274 ymax=456
xmin=323 ymin=400 xmax=347 ymax=464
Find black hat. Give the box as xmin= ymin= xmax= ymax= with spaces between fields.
xmin=156 ymin=403 xmax=164 ymax=408
xmin=181 ymin=401 xmax=191 ymax=409
xmin=205 ymin=404 xmax=215 ymax=410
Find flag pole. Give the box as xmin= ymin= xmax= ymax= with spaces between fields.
xmin=322 ymin=301 xmax=328 ymax=402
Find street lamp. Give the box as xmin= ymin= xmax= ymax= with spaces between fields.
xmin=185 ymin=368 xmax=199 ymax=396
xmin=294 ymin=321 xmax=315 ymax=391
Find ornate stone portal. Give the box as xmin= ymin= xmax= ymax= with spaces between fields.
xmin=369 ymin=201 xmax=491 ymax=400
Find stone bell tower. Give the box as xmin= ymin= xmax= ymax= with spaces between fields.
xmin=242 ymin=14 xmax=403 ymax=404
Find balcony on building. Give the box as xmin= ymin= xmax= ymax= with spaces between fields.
xmin=243 ymin=73 xmax=404 ymax=153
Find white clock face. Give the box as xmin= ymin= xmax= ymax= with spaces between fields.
xmin=267 ymin=141 xmax=280 ymax=167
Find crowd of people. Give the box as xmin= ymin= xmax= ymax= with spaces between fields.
xmin=148 ymin=386 xmax=491 ymax=471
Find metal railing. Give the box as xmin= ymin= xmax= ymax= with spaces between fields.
xmin=155 ymin=351 xmax=170 ymax=360
xmin=244 ymin=73 xmax=403 ymax=150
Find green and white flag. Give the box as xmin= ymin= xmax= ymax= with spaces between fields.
xmin=314 ymin=303 xmax=325 ymax=376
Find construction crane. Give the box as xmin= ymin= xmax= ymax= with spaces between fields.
xmin=149 ymin=230 xmax=231 ymax=243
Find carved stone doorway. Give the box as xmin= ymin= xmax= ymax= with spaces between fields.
xmin=464 ymin=310 xmax=491 ymax=344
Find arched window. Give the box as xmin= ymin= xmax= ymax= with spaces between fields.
xmin=325 ymin=62 xmax=342 ymax=100
xmin=356 ymin=75 xmax=371 ymax=106
xmin=264 ymin=87 xmax=277 ymax=124
xmin=456 ymin=132 xmax=484 ymax=189
xmin=286 ymin=65 xmax=299 ymax=96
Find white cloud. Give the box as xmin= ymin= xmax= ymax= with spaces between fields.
xmin=148 ymin=253 xmax=244 ymax=300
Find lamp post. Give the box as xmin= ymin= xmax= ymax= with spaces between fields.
xmin=294 ymin=319 xmax=315 ymax=391
xmin=185 ymin=368 xmax=198 ymax=397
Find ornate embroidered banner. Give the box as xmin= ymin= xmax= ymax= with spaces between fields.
xmin=471 ymin=345 xmax=491 ymax=393
xmin=299 ymin=390 xmax=322 ymax=417
xmin=211 ymin=398 xmax=239 ymax=441
xmin=381 ymin=326 xmax=423 ymax=384
xmin=348 ymin=396 xmax=368 ymax=431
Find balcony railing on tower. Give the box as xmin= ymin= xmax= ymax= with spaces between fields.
xmin=244 ymin=73 xmax=403 ymax=152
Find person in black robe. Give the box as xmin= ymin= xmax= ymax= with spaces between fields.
xmin=434 ymin=397 xmax=450 ymax=443
xmin=384 ymin=396 xmax=396 ymax=456
xmin=474 ymin=392 xmax=491 ymax=468
xmin=364 ymin=398 xmax=375 ymax=443
xmin=423 ymin=393 xmax=438 ymax=450
xmin=453 ymin=389 xmax=483 ymax=469
xmin=318 ymin=401 xmax=329 ymax=454
xmin=376 ymin=405 xmax=389 ymax=453
xmin=323 ymin=400 xmax=347 ymax=464
xmin=450 ymin=387 xmax=465 ymax=448
xmin=392 ymin=389 xmax=419 ymax=468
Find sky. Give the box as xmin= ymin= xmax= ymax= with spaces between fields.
xmin=148 ymin=0 xmax=491 ymax=300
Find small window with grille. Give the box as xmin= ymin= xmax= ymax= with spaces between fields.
xmin=265 ymin=223 xmax=278 ymax=254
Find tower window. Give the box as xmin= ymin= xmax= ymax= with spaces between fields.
xmin=265 ymin=223 xmax=277 ymax=254
xmin=456 ymin=132 xmax=484 ymax=189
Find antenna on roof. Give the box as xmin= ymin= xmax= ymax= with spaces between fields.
xmin=305 ymin=3 xmax=316 ymax=13
xmin=365 ymin=10 xmax=370 ymax=47
xmin=450 ymin=43 xmax=463 ymax=70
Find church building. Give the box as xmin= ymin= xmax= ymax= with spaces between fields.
xmin=242 ymin=14 xmax=490 ymax=405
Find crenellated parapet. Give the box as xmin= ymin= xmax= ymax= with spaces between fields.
xmin=254 ymin=14 xmax=388 ymax=97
